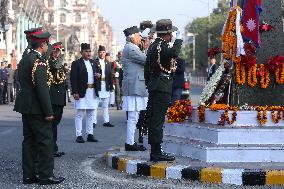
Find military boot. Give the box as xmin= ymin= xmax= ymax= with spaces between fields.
xmin=150 ymin=143 xmax=175 ymax=162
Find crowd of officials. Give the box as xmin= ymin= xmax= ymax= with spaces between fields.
xmin=12 ymin=18 xmax=185 ymax=185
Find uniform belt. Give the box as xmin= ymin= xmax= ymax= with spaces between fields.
xmin=101 ymin=78 xmax=105 ymax=81
xmin=87 ymin=84 xmax=94 ymax=88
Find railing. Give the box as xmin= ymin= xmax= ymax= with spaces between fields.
xmin=188 ymin=76 xmax=207 ymax=87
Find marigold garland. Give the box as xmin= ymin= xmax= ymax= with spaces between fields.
xmin=197 ymin=105 xmax=206 ymax=122
xmin=31 ymin=59 xmax=53 ymax=87
xmin=247 ymin=64 xmax=257 ymax=87
xmin=256 ymin=106 xmax=268 ymax=125
xmin=259 ymin=64 xmax=270 ymax=89
xmin=167 ymin=100 xmax=192 ymax=123
xmin=275 ymin=65 xmax=284 ymax=84
xmin=52 ymin=69 xmax=66 ymax=85
xmin=222 ymin=7 xmax=242 ymax=63
xmin=235 ymin=62 xmax=246 ymax=85
xmin=209 ymin=104 xmax=237 ymax=125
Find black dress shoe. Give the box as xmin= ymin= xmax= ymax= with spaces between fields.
xmin=87 ymin=134 xmax=98 ymax=142
xmin=103 ymin=122 xmax=114 ymax=127
xmin=53 ymin=152 xmax=62 ymax=157
xmin=38 ymin=176 xmax=65 ymax=185
xmin=23 ymin=177 xmax=39 ymax=184
xmin=150 ymin=151 xmax=175 ymax=162
xmin=93 ymin=123 xmax=97 ymax=128
xmin=125 ymin=143 xmax=146 ymax=151
xmin=76 ymin=136 xmax=85 ymax=143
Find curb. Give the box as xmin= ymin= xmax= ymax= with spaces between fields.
xmin=104 ymin=151 xmax=284 ymax=186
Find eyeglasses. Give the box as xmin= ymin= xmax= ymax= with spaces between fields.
xmin=84 ymin=50 xmax=91 ymax=52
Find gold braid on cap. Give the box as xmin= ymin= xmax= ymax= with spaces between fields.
xmin=157 ymin=41 xmax=177 ymax=74
xmin=52 ymin=68 xmax=66 ymax=85
xmin=31 ymin=59 xmax=53 ymax=87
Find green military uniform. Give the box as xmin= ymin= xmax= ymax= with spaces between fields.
xmin=145 ymin=19 xmax=182 ymax=161
xmin=14 ymin=32 xmax=55 ymax=180
xmin=49 ymin=43 xmax=66 ymax=155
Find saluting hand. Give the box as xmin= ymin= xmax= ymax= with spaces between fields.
xmin=45 ymin=116 xmax=54 ymax=122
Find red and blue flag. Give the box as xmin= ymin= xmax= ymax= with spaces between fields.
xmin=241 ymin=0 xmax=263 ymax=47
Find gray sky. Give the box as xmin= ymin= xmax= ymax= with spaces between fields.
xmin=94 ymin=0 xmax=219 ymax=46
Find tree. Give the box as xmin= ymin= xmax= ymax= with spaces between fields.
xmin=183 ymin=0 xmax=230 ymax=74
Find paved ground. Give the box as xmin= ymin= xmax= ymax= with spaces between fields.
xmin=0 ymin=86 xmax=279 ymax=189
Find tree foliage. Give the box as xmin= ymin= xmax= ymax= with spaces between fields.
xmin=182 ymin=0 xmax=230 ymax=75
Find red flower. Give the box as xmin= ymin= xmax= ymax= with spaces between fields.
xmin=244 ymin=42 xmax=256 ymax=56
xmin=266 ymin=55 xmax=284 ymax=72
xmin=260 ymin=22 xmax=274 ymax=33
xmin=241 ymin=55 xmax=257 ymax=68
xmin=208 ymin=47 xmax=222 ymax=58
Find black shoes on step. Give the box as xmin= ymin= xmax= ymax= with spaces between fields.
xmin=150 ymin=151 xmax=175 ymax=162
xmin=38 ymin=176 xmax=65 ymax=185
xmin=103 ymin=122 xmax=114 ymax=127
xmin=125 ymin=142 xmax=146 ymax=151
xmin=76 ymin=136 xmax=85 ymax=143
xmin=54 ymin=151 xmax=65 ymax=157
xmin=87 ymin=134 xmax=98 ymax=142
xmin=23 ymin=175 xmax=65 ymax=185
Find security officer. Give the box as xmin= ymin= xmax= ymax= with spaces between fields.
xmin=22 ymin=27 xmax=43 ymax=58
xmin=145 ymin=19 xmax=183 ymax=162
xmin=49 ymin=42 xmax=66 ymax=157
xmin=14 ymin=31 xmax=65 ymax=185
xmin=137 ymin=20 xmax=155 ymax=144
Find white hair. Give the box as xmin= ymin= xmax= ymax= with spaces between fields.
xmin=126 ymin=34 xmax=135 ymax=43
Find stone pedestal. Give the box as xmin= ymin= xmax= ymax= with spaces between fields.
xmin=160 ymin=108 xmax=284 ymax=163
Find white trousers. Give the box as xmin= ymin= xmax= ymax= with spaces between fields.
xmin=75 ymin=109 xmax=94 ymax=137
xmin=110 ymin=89 xmax=115 ymax=105
xmin=126 ymin=111 xmax=139 ymax=145
xmin=94 ymin=97 xmax=110 ymax=124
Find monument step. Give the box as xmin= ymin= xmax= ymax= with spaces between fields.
xmin=164 ymin=122 xmax=284 ymax=145
xmin=162 ymin=136 xmax=284 ymax=163
xmin=191 ymin=107 xmax=284 ymax=127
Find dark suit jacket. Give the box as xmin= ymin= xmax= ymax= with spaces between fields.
xmin=94 ymin=58 xmax=114 ymax=92
xmin=70 ymin=57 xmax=98 ymax=98
xmin=207 ymin=64 xmax=217 ymax=81
xmin=173 ymin=57 xmax=186 ymax=89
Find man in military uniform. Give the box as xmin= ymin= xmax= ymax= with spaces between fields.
xmin=22 ymin=27 xmax=43 ymax=58
xmin=145 ymin=19 xmax=183 ymax=162
xmin=14 ymin=31 xmax=65 ymax=185
xmin=49 ymin=42 xmax=66 ymax=157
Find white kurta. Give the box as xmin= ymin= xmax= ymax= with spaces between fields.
xmin=98 ymin=59 xmax=110 ymax=98
xmin=74 ymin=59 xmax=99 ymax=109
xmin=122 ymin=96 xmax=148 ymax=112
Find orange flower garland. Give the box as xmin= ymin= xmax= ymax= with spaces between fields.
xmin=247 ymin=64 xmax=257 ymax=87
xmin=167 ymin=100 xmax=192 ymax=123
xmin=224 ymin=106 xmax=238 ymax=125
xmin=222 ymin=7 xmax=242 ymax=64
xmin=235 ymin=62 xmax=246 ymax=85
xmin=209 ymin=104 xmax=237 ymax=125
xmin=198 ymin=105 xmax=206 ymax=122
xmin=275 ymin=65 xmax=284 ymax=84
xmin=256 ymin=106 xmax=268 ymax=125
xmin=259 ymin=64 xmax=270 ymax=89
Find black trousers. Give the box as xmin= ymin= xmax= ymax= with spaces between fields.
xmin=51 ymin=105 xmax=64 ymax=152
xmin=22 ymin=114 xmax=54 ymax=179
xmin=147 ymin=90 xmax=171 ymax=144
